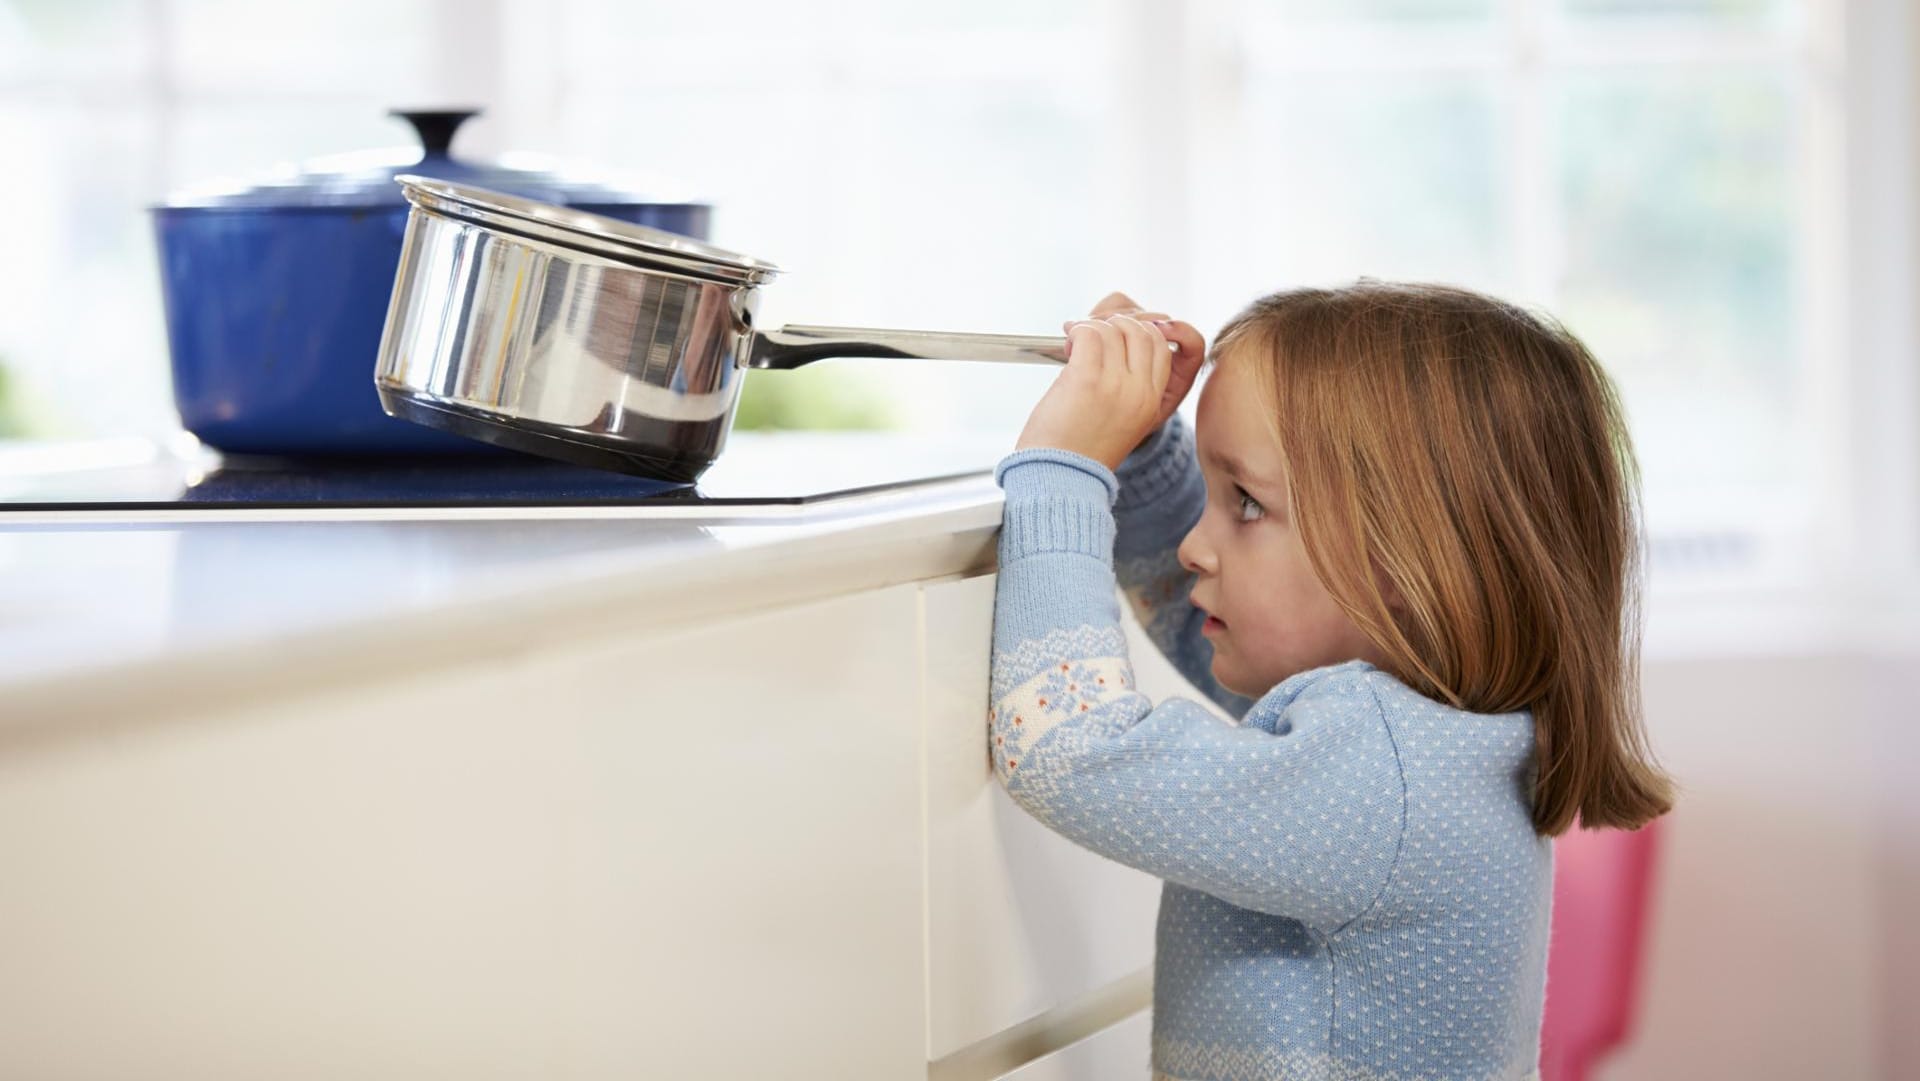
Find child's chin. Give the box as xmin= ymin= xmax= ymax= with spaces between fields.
xmin=1212 ymin=666 xmax=1249 ymax=698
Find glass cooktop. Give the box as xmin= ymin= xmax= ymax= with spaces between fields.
xmin=0 ymin=430 xmax=1013 ymax=511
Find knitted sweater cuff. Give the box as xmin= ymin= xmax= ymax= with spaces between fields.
xmin=1114 ymin=414 xmax=1197 ymax=513
xmin=992 ymin=448 xmax=1119 ymax=565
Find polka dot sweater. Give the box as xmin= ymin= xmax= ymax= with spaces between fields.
xmin=990 ymin=415 xmax=1552 ymax=1081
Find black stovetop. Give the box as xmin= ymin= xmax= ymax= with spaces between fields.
xmin=0 ymin=431 xmax=1010 ymax=511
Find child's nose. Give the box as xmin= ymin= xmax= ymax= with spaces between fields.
xmin=1177 ymin=525 xmax=1217 ymax=576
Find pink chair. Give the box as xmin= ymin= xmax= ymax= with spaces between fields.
xmin=1539 ymin=818 xmax=1663 ymax=1081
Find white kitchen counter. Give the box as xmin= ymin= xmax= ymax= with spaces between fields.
xmin=0 ymin=464 xmax=1007 ymax=728
xmin=0 ymin=438 xmax=1169 ymax=1081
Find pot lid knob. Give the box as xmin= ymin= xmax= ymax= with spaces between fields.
xmin=391 ymin=108 xmax=482 ymax=162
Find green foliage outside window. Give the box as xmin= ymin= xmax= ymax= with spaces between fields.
xmin=731 ymin=366 xmax=901 ymax=432
xmin=0 ymin=358 xmax=34 ymax=439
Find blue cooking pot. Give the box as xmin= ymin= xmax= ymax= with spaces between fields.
xmin=152 ymin=109 xmax=712 ymax=455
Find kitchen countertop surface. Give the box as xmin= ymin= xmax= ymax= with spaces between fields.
xmin=0 ymin=431 xmax=1014 ymax=728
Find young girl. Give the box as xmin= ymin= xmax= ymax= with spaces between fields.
xmin=989 ymin=282 xmax=1675 ymax=1081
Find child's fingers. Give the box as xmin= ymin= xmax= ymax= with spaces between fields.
xmin=1099 ymin=314 xmax=1143 ymax=375
xmin=1063 ymin=322 xmax=1099 ymax=368
xmin=1064 ymin=320 xmax=1123 ymax=384
xmin=1104 ymin=314 xmax=1165 ymax=381
xmin=1082 ymin=319 xmax=1126 ymax=388
xmin=1148 ymin=322 xmax=1174 ymax=392
xmin=1155 ymin=319 xmax=1207 ymax=361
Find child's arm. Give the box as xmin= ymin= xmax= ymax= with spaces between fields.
xmin=1111 ymin=414 xmax=1258 ymax=720
xmin=990 ymin=449 xmax=1405 ymax=932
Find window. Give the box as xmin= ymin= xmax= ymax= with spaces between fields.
xmin=0 ymin=0 xmax=1891 ymax=589
xmin=1190 ymin=0 xmax=1828 ymax=580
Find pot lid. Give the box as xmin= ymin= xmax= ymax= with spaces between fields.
xmin=396 ymin=173 xmax=782 ymax=287
xmin=161 ymin=108 xmax=706 ymax=211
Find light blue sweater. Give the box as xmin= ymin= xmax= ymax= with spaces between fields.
xmin=989 ymin=414 xmax=1553 ymax=1081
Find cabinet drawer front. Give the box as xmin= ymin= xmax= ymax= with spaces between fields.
xmin=996 ymin=1011 xmax=1151 ymax=1081
xmin=923 ymin=574 xmax=1188 ymax=1061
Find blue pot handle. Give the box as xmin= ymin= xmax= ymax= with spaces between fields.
xmin=390 ymin=109 xmax=482 ymax=162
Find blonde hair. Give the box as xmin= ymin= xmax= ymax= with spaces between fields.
xmin=1212 ymin=281 xmax=1674 ymax=837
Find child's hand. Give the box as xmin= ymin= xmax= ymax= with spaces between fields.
xmin=1014 ymin=312 xmax=1173 ymax=470
xmin=1083 ymin=292 xmax=1208 ymax=441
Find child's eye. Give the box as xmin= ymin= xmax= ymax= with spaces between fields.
xmin=1235 ymin=487 xmax=1266 ymax=523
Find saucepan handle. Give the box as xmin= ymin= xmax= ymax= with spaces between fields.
xmin=748 ymin=325 xmax=1069 ymax=370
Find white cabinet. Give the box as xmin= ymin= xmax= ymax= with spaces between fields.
xmin=0 ymin=564 xmax=1181 ymax=1079
xmin=0 ymin=585 xmax=930 ymax=1079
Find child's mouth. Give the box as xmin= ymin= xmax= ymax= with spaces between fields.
xmin=1202 ymin=615 xmax=1227 ymax=634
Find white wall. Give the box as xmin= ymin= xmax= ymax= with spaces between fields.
xmin=1593 ymin=649 xmax=1920 ymax=1081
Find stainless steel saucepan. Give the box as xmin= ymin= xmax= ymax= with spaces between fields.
xmin=375 ymin=175 xmax=1068 ymax=482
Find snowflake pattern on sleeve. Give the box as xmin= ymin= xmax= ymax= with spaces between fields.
xmin=989 ymin=653 xmax=1134 ymax=780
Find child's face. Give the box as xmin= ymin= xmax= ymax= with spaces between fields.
xmin=1177 ymin=357 xmax=1388 ymax=698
